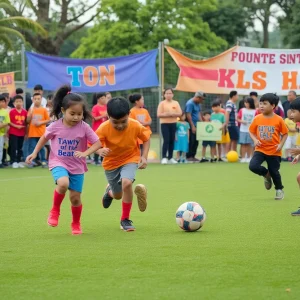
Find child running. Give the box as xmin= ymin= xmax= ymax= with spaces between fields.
xmin=95 ymin=97 xmax=151 ymax=232
xmin=129 ymin=94 xmax=152 ymax=154
xmin=288 ymin=98 xmax=300 ymax=215
xmin=249 ymin=93 xmax=288 ymax=200
xmin=26 ymin=85 xmax=101 ymax=235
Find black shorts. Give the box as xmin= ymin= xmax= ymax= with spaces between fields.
xmin=202 ymin=141 xmax=216 ymax=147
xmin=228 ymin=126 xmax=239 ymax=141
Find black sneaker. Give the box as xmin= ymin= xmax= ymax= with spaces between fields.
xmin=218 ymin=158 xmax=224 ymax=162
xmin=120 ymin=219 xmax=135 ymax=231
xmin=210 ymin=158 xmax=217 ymax=163
xmin=200 ymin=158 xmax=209 ymax=163
xmin=102 ymin=185 xmax=113 ymax=208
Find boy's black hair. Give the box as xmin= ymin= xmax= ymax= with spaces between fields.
xmin=34 ymin=84 xmax=43 ymax=91
xmin=0 ymin=94 xmax=6 ymax=101
xmin=203 ymin=110 xmax=211 ymax=116
xmin=259 ymin=93 xmax=279 ymax=107
xmin=211 ymin=100 xmax=221 ymax=107
xmin=13 ymin=95 xmax=23 ymax=102
xmin=250 ymin=91 xmax=258 ymax=97
xmin=47 ymin=94 xmax=53 ymax=100
xmin=290 ymin=97 xmax=300 ymax=111
xmin=52 ymin=84 xmax=92 ymax=121
xmin=129 ymin=94 xmax=142 ymax=104
xmin=16 ymin=88 xmax=23 ymax=94
xmin=107 ymin=97 xmax=130 ymax=119
xmin=229 ymin=90 xmax=238 ymax=98
xmin=244 ymin=97 xmax=255 ymax=109
xmin=33 ymin=93 xmax=41 ymax=98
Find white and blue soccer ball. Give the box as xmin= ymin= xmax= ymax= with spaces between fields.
xmin=176 ymin=202 xmax=206 ymax=232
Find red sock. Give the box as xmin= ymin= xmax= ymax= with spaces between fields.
xmin=71 ymin=205 xmax=82 ymax=224
xmin=121 ymin=201 xmax=132 ymax=220
xmin=52 ymin=190 xmax=65 ymax=212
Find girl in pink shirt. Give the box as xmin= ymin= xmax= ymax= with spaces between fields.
xmin=91 ymin=92 xmax=108 ymax=165
xmin=26 ymin=85 xmax=102 ymax=235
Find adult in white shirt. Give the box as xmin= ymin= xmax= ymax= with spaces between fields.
xmin=30 ymin=84 xmax=47 ymax=108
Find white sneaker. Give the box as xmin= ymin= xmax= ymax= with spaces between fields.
xmin=240 ymin=158 xmax=246 ymax=163
xmin=161 ymin=158 xmax=168 ymax=165
xmin=168 ymin=158 xmax=178 ymax=164
xmin=18 ymin=162 xmax=25 ymax=168
xmin=12 ymin=162 xmax=19 ymax=169
xmin=246 ymin=158 xmax=251 ymax=163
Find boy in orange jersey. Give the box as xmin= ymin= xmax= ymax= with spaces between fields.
xmin=27 ymin=93 xmax=50 ymax=167
xmin=95 ymin=97 xmax=151 ymax=231
xmin=249 ymin=93 xmax=288 ymax=200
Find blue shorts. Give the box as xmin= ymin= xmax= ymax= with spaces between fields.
xmin=228 ymin=126 xmax=239 ymax=141
xmin=202 ymin=141 xmax=216 ymax=147
xmin=51 ymin=167 xmax=84 ymax=193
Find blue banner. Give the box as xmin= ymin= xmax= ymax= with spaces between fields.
xmin=26 ymin=50 xmax=158 ymax=92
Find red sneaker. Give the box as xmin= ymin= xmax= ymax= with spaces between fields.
xmin=47 ymin=210 xmax=60 ymax=227
xmin=71 ymin=223 xmax=82 ymax=235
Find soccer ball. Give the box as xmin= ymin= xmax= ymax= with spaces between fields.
xmin=226 ymin=150 xmax=239 ymax=162
xmin=176 ymin=202 xmax=206 ymax=232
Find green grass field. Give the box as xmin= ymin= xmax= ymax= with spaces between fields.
xmin=1 ymin=162 xmax=300 ymax=299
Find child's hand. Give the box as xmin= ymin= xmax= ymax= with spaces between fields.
xmin=16 ymin=125 xmax=25 ymax=129
xmin=254 ymin=139 xmax=261 ymax=147
xmin=290 ymin=148 xmax=300 ymax=157
xmin=191 ymin=126 xmax=196 ymax=134
xmin=97 ymin=148 xmax=111 ymax=157
xmin=34 ymin=121 xmax=42 ymax=126
xmin=276 ymin=144 xmax=283 ymax=152
xmin=292 ymin=155 xmax=300 ymax=165
xmin=138 ymin=157 xmax=147 ymax=169
xmin=26 ymin=153 xmax=37 ymax=164
xmin=74 ymin=151 xmax=87 ymax=158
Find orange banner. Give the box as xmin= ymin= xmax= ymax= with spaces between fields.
xmin=166 ymin=46 xmax=300 ymax=95
xmin=0 ymin=72 xmax=16 ymax=96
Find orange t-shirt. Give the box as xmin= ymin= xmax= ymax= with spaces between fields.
xmin=157 ymin=100 xmax=182 ymax=123
xmin=96 ymin=118 xmax=151 ymax=170
xmin=129 ymin=107 xmax=152 ymax=144
xmin=28 ymin=107 xmax=50 ymax=138
xmin=249 ymin=114 xmax=288 ymax=156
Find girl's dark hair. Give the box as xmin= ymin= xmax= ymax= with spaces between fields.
xmin=92 ymin=92 xmax=106 ymax=105
xmin=47 ymin=94 xmax=53 ymax=100
xmin=52 ymin=85 xmax=92 ymax=121
xmin=238 ymin=98 xmax=245 ymax=110
xmin=244 ymin=97 xmax=255 ymax=109
xmin=107 ymin=97 xmax=130 ymax=119
xmin=164 ymin=88 xmax=174 ymax=95
xmin=129 ymin=94 xmax=142 ymax=104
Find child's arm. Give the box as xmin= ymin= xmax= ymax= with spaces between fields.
xmin=139 ymin=139 xmax=150 ymax=169
xmin=9 ymin=123 xmax=24 ymax=129
xmin=276 ymin=133 xmax=288 ymax=152
xmin=0 ymin=123 xmax=8 ymax=129
xmin=35 ymin=120 xmax=50 ymax=126
xmin=26 ymin=136 xmax=48 ymax=163
xmin=249 ymin=131 xmax=261 ymax=147
xmin=74 ymin=140 xmax=103 ymax=158
xmin=94 ymin=111 xmax=107 ymax=121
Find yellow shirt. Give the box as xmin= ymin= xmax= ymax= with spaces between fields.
xmin=0 ymin=108 xmax=10 ymax=136
xmin=157 ymin=100 xmax=182 ymax=124
xmin=284 ymin=118 xmax=296 ymax=136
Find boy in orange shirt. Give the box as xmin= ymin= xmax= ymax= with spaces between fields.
xmin=249 ymin=93 xmax=288 ymax=200
xmin=27 ymin=93 xmax=50 ymax=167
xmin=129 ymin=94 xmax=152 ymax=154
xmin=95 ymin=97 xmax=151 ymax=231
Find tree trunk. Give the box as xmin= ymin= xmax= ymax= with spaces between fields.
xmin=262 ymin=20 xmax=269 ymax=48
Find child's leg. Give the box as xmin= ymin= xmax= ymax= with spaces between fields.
xmin=94 ymin=153 xmax=99 ymax=164
xmin=202 ymin=145 xmax=207 ymax=158
xmin=48 ymin=167 xmax=69 ymax=227
xmin=240 ymin=144 xmax=246 ymax=159
xmin=249 ymin=152 xmax=272 ymax=189
xmin=266 ymin=156 xmax=283 ymax=191
xmin=176 ymin=151 xmax=180 ymax=160
xmin=211 ymin=146 xmax=216 ymax=160
xmin=68 ymin=173 xmax=85 ymax=234
xmin=102 ymin=167 xmax=123 ymax=209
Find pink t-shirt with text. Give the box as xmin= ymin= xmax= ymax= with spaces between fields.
xmin=45 ymin=119 xmax=99 ymax=174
